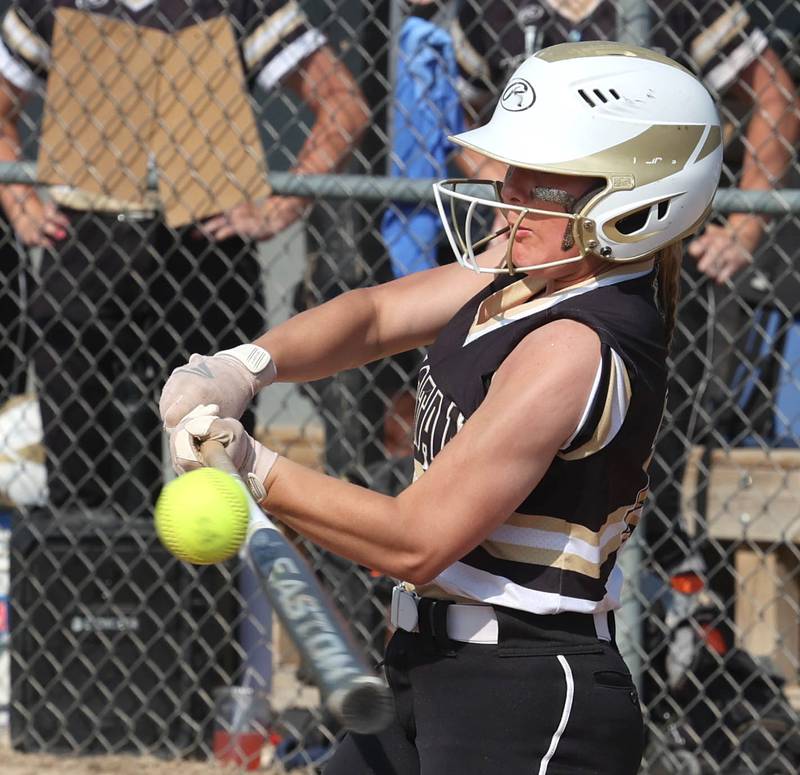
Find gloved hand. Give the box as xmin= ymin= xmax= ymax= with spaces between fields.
xmin=160 ymin=344 xmax=277 ymax=430
xmin=170 ymin=405 xmax=278 ymax=501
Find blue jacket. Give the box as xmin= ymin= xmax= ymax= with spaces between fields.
xmin=380 ymin=17 xmax=464 ymax=277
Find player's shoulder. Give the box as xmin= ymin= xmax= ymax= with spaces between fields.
xmin=497 ymin=317 xmax=601 ymax=388
xmin=553 ymin=267 xmax=661 ymax=332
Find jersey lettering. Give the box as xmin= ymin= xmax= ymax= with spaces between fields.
xmin=413 ymin=361 xmax=464 ymax=471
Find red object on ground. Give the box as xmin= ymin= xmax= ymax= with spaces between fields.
xmin=702 ymin=624 xmax=729 ymax=655
xmin=670 ymin=572 xmax=704 ymax=595
xmin=213 ymin=730 xmax=265 ymax=771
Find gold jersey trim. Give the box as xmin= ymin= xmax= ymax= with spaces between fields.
xmin=477 ymin=492 xmax=646 ymax=581
xmin=691 ymin=1 xmax=750 ymax=69
xmin=243 ymin=0 xmax=305 ymax=71
xmin=466 ymin=260 xmax=654 ymax=343
xmin=558 ymin=348 xmax=632 ymax=461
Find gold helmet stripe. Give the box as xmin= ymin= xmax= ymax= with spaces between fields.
xmin=451 ymin=123 xmax=707 ymax=188
xmin=695 ymin=125 xmax=723 ymax=163
xmin=534 ymin=41 xmax=692 ymax=76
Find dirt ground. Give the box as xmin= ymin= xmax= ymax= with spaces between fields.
xmin=0 ymin=735 xmax=321 ymax=775
xmin=0 ymin=744 xmax=244 ymax=775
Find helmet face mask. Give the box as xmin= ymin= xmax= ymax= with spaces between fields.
xmin=437 ymin=41 xmax=723 ymax=275
xmin=433 ymin=177 xmax=602 ymax=274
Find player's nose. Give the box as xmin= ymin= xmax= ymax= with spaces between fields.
xmin=501 ymin=166 xmax=533 ymax=206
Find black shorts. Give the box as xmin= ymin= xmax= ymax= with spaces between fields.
xmin=324 ymin=608 xmax=644 ymax=775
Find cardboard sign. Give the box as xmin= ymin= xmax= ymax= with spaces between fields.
xmin=38 ymin=9 xmax=271 ymax=226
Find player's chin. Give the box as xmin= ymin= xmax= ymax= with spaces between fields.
xmin=509 ymin=250 xmax=545 ymax=272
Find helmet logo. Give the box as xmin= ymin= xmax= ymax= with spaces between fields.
xmin=501 ymin=79 xmax=536 ymax=112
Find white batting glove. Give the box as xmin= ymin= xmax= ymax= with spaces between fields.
xmin=170 ymin=405 xmax=278 ymax=501
xmin=159 ymin=344 xmax=277 ymax=430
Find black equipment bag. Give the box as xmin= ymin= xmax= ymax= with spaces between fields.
xmin=9 ymin=510 xmax=241 ymax=756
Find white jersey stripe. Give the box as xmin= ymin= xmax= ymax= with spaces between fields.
xmin=539 ymin=656 xmax=575 ymax=775
xmin=558 ymin=346 xmax=631 ymax=461
xmin=561 ymin=355 xmax=603 ymax=450
xmin=605 ymin=348 xmax=631 ymax=448
xmin=243 ymin=0 xmax=304 ymax=70
xmin=0 ymin=37 xmax=41 ymax=92
xmin=706 ymin=28 xmax=768 ymax=92
xmin=429 ymin=561 xmax=623 ymax=614
xmin=2 ymin=9 xmax=49 ymax=70
xmin=255 ymin=28 xmax=326 ymax=92
xmin=487 ymin=519 xmax=627 ymax=565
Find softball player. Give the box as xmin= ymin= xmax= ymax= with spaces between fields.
xmin=161 ymin=42 xmax=722 ymax=774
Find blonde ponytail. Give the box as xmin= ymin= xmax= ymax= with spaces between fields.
xmin=654 ymin=241 xmax=683 ymax=349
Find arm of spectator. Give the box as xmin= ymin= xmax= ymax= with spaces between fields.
xmin=689 ymin=47 xmax=799 ymax=284
xmin=201 ymin=45 xmax=368 ymax=242
xmin=0 ymin=76 xmax=68 ymax=247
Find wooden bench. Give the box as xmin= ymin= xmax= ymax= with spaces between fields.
xmin=682 ymin=446 xmax=800 ymax=686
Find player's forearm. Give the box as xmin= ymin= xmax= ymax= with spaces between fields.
xmin=254 ymin=261 xmax=471 ymax=382
xmin=262 ymin=455 xmax=430 ymax=581
xmin=272 ymin=74 xmax=368 ymax=226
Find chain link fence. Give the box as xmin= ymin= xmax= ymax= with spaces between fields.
xmin=0 ymin=0 xmax=798 ymax=772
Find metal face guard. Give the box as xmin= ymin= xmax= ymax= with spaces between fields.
xmin=433 ymin=178 xmax=592 ymax=275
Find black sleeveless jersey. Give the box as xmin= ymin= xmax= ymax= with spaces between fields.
xmin=412 ymin=261 xmax=667 ymax=614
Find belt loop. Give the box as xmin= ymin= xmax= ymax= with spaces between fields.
xmin=418 ymin=598 xmax=456 ymax=656
xmin=593 ymin=612 xmax=611 ymax=642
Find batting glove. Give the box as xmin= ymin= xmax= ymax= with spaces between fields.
xmin=170 ymin=405 xmax=278 ymax=501
xmin=159 ymin=344 xmax=277 ymax=430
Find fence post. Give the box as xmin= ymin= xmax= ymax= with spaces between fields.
xmin=613 ymin=0 xmax=651 ymax=693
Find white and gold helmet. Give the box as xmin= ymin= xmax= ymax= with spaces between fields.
xmin=434 ymin=41 xmax=723 ymax=273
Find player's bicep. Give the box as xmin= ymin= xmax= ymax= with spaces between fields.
xmin=369 ymin=261 xmax=494 ymax=353
xmin=398 ymin=320 xmax=604 ymax=576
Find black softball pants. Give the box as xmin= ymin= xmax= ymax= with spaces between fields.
xmin=28 ymin=210 xmax=264 ymax=518
xmin=324 ymin=611 xmax=644 ymax=775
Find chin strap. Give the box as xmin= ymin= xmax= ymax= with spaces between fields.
xmin=562 ymin=184 xmax=604 ymax=252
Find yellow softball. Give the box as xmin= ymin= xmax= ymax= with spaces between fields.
xmin=155 ymin=468 xmax=249 ymax=564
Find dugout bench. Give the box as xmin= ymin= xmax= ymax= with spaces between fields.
xmin=681 ymin=446 xmax=800 ymax=705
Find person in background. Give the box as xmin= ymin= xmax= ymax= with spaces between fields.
xmin=0 ymin=218 xmax=26 ymax=401
xmin=0 ymin=0 xmax=368 ymax=518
